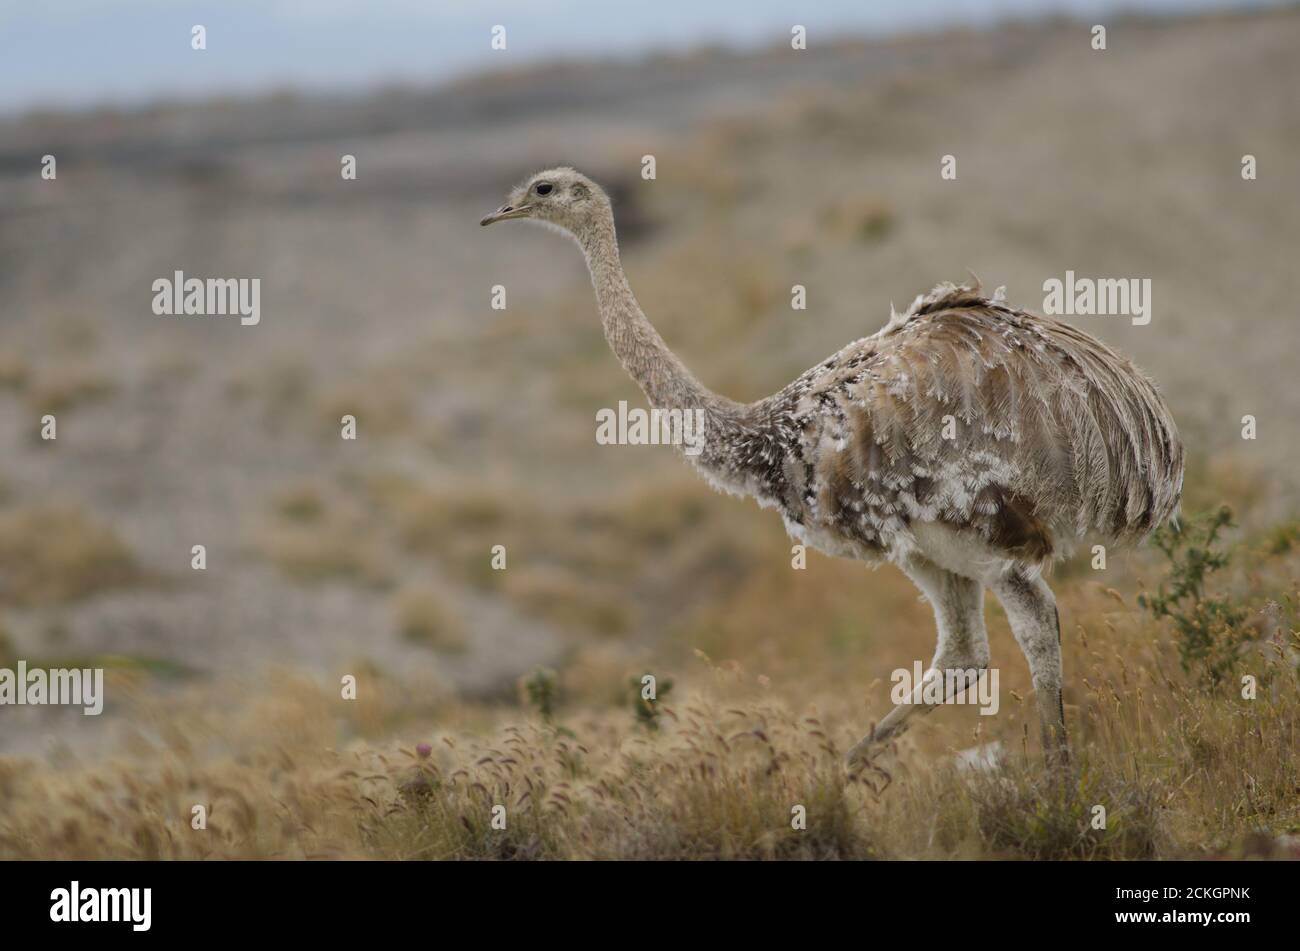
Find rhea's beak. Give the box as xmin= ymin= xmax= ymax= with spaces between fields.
xmin=480 ymin=203 xmax=532 ymax=226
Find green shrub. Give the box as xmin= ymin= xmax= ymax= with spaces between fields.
xmin=1138 ymin=506 xmax=1249 ymax=686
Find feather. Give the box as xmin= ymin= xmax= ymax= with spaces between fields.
xmin=753 ymin=281 xmax=1184 ymax=565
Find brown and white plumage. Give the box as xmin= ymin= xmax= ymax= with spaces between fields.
xmin=752 ymin=280 xmax=1183 ymax=569
xmin=482 ymin=168 xmax=1184 ymax=772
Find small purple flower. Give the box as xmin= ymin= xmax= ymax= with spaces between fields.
xmin=416 ymin=742 xmax=432 ymax=759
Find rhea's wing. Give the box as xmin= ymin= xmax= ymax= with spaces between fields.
xmin=792 ymin=286 xmax=1183 ymax=561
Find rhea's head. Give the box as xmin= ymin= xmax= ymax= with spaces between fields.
xmin=480 ymin=167 xmax=609 ymax=237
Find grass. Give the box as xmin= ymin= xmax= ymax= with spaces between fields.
xmin=393 ymin=587 xmax=467 ymax=652
xmin=0 ymin=350 xmax=29 ymax=390
xmin=23 ymin=361 xmax=115 ymax=414
xmin=824 ymin=194 xmax=897 ymax=243
xmin=259 ymin=486 xmax=389 ymax=586
xmin=4 ymin=650 xmax=1293 ymax=859
xmin=0 ymin=503 xmax=139 ymax=606
xmin=259 ymin=522 xmax=385 ymax=585
xmin=315 ymin=376 xmax=414 ymax=440
xmin=2 ymin=473 xmax=1296 ymax=859
xmin=2 ymin=504 xmax=1297 ymax=859
xmin=362 ymin=473 xmax=762 ymax=639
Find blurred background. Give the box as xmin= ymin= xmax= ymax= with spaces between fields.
xmin=0 ymin=0 xmax=1296 ymax=787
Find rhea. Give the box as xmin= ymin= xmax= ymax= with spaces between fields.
xmin=481 ymin=168 xmax=1184 ymax=770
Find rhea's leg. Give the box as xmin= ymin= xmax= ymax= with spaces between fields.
xmin=847 ymin=558 xmax=989 ymax=766
xmin=992 ymin=569 xmax=1069 ymax=771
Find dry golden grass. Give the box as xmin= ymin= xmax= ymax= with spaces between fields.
xmin=0 ymin=502 xmax=139 ymax=606
xmin=0 ymin=349 xmax=30 ymax=390
xmin=258 ymin=487 xmax=389 ymax=586
xmin=315 ymin=376 xmax=414 ymax=440
xmin=823 ymin=194 xmax=898 ymax=244
xmin=361 ymin=473 xmax=762 ymax=639
xmin=259 ymin=524 xmax=385 ymax=585
xmin=23 ymin=361 xmax=114 ymax=414
xmin=2 ymin=511 xmax=1297 ymax=860
xmin=2 ymin=651 xmax=1295 ymax=859
xmin=272 ymin=482 xmax=328 ymax=522
xmin=500 ymin=566 xmax=631 ymax=637
xmin=393 ymin=587 xmax=467 ymax=652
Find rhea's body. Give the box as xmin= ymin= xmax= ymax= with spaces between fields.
xmin=687 ymin=281 xmax=1182 ymax=587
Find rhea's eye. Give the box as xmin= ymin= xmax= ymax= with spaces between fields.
xmin=534 ymin=182 xmax=553 ymax=195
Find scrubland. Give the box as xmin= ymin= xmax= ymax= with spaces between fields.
xmin=0 ymin=8 xmax=1298 ymax=858
xmin=1 ymin=460 xmax=1298 ymax=859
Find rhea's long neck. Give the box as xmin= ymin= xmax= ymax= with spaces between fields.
xmin=577 ymin=211 xmax=743 ymax=425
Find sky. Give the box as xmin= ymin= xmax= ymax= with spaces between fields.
xmin=0 ymin=0 xmax=1274 ymax=114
